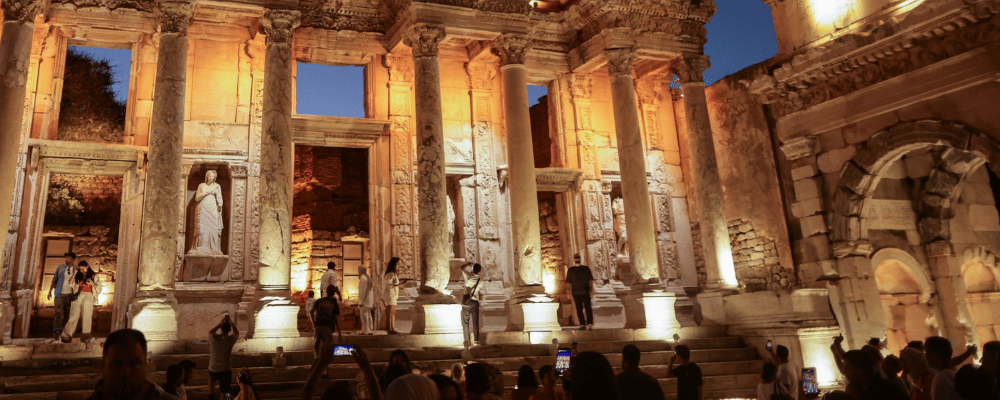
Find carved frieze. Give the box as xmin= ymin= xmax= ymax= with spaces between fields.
xmin=404 ymin=23 xmax=445 ymax=58
xmin=467 ymin=63 xmax=496 ymax=91
xmin=412 ymin=0 xmax=530 ymax=15
xmin=298 ymin=0 xmax=388 ymax=32
xmin=155 ymin=1 xmax=193 ymax=33
xmin=570 ymin=0 xmax=713 ymax=46
xmin=569 ymin=73 xmax=593 ymax=99
xmin=3 ymin=0 xmax=48 ymax=22
xmin=261 ymin=10 xmax=302 ymax=45
xmin=490 ymin=34 xmax=532 ymax=66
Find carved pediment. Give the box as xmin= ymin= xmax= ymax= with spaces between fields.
xmin=298 ymin=0 xmax=390 ymax=32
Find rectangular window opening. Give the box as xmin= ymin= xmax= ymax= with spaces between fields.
xmin=295 ymin=63 xmax=366 ymax=118
xmin=529 ymin=84 xmax=553 ymax=168
xmin=58 ymin=46 xmax=131 ymax=144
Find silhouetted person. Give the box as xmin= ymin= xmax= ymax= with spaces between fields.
xmin=667 ymin=345 xmax=701 ymax=400
xmin=925 ymin=336 xmax=958 ymax=400
xmin=208 ymin=315 xmax=239 ymax=399
xmin=564 ymin=254 xmax=594 ymax=330
xmin=161 ymin=364 xmax=184 ymax=398
xmin=511 ymin=364 xmax=539 ymax=400
xmin=842 ymin=349 xmax=908 ymax=400
xmin=569 ymin=351 xmax=618 ymax=400
xmin=530 ymin=365 xmax=564 ymax=400
xmin=86 ymin=329 xmax=178 ymax=400
xmin=615 ymin=344 xmax=665 ymax=400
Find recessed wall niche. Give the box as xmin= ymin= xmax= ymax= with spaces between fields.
xmin=181 ymin=164 xmax=232 ymax=281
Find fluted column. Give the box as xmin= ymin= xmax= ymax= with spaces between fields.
xmin=605 ymin=48 xmax=660 ymax=283
xmin=404 ymin=24 xmax=450 ymax=292
xmin=491 ymin=34 xmax=543 ymax=287
xmin=129 ymin=0 xmax=193 ymax=341
xmin=670 ymin=55 xmax=737 ymax=290
xmin=253 ymin=9 xmax=301 ymax=338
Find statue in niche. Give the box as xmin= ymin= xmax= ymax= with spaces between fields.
xmin=447 ymin=195 xmax=456 ymax=258
xmin=613 ymin=198 xmax=628 ymax=256
xmin=189 ymin=170 xmax=224 ymax=255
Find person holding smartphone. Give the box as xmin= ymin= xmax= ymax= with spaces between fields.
xmin=383 ymin=257 xmax=405 ymax=335
xmin=208 ymin=315 xmax=239 ymax=400
xmin=767 ymin=343 xmax=797 ymax=399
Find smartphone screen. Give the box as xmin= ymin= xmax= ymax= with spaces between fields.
xmin=767 ymin=340 xmax=772 ymax=350
xmin=334 ymin=344 xmax=356 ymax=356
xmin=802 ymin=367 xmax=819 ymax=396
xmin=555 ymin=349 xmax=571 ymax=376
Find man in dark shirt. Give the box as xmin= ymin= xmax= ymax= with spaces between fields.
xmin=668 ymin=345 xmax=702 ymax=400
xmin=616 ymin=344 xmax=666 ymax=400
xmin=564 ymin=254 xmax=595 ymax=329
xmin=841 ymin=349 xmax=909 ymax=400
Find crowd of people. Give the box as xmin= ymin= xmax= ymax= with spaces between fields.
xmin=47 ymin=251 xmax=103 ymax=343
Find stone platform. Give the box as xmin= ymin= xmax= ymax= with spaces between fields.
xmin=0 ymin=327 xmax=763 ymax=400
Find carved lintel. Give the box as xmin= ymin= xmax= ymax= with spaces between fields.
xmin=605 ymin=48 xmax=637 ymax=77
xmin=1 ymin=0 xmax=47 ymax=23
xmin=490 ymin=33 xmax=532 ymax=66
xmin=669 ymin=55 xmax=710 ymax=85
xmin=156 ymin=0 xmax=194 ymax=35
xmin=404 ymin=23 xmax=445 ymax=58
xmin=261 ymin=9 xmax=301 ymax=45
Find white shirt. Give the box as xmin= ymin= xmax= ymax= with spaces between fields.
xmin=931 ymin=369 xmax=957 ymax=400
xmin=758 ymin=381 xmax=789 ymax=400
xmin=777 ymin=362 xmax=798 ymax=399
xmin=320 ymin=269 xmax=338 ymax=297
xmin=358 ymin=274 xmax=374 ymax=308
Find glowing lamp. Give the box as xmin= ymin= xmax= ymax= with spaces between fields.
xmin=542 ymin=272 xmax=556 ymax=294
xmin=808 ymin=0 xmax=851 ymax=29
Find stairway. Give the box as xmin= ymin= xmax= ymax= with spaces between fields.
xmin=0 ymin=326 xmax=763 ymax=400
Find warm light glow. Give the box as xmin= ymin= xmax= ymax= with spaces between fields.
xmin=542 ymin=272 xmax=556 ymax=294
xmin=528 ymin=331 xmax=549 ymax=344
xmin=719 ymin=247 xmax=739 ymax=288
xmin=255 ymin=297 xmax=301 ymax=338
xmin=423 ymin=304 xmax=464 ymax=335
xmin=807 ymin=0 xmax=851 ymax=29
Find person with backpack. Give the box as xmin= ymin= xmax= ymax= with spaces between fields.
xmin=461 ymin=262 xmax=483 ymax=347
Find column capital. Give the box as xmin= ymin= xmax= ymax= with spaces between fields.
xmin=1 ymin=0 xmax=47 ymax=23
xmin=605 ymin=47 xmax=637 ymax=77
xmin=261 ymin=9 xmax=301 ymax=45
xmin=635 ymin=75 xmax=665 ymax=106
xmin=155 ymin=0 xmax=194 ymax=34
xmin=404 ymin=23 xmax=445 ymax=58
xmin=669 ymin=55 xmax=711 ymax=84
xmin=490 ymin=33 xmax=532 ymax=66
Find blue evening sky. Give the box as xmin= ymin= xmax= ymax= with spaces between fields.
xmin=71 ymin=0 xmax=777 ymax=117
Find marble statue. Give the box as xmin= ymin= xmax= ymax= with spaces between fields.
xmin=190 ymin=170 xmax=224 ymax=255
xmin=613 ymin=198 xmax=628 ymax=255
xmin=447 ymin=195 xmax=456 ymax=258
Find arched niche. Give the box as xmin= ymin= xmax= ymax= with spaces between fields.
xmin=962 ymin=246 xmax=1000 ymax=293
xmin=872 ymin=248 xmax=932 ymax=303
xmin=872 ymin=248 xmax=937 ymax=354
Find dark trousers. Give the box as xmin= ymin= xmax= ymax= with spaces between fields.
xmin=573 ymin=294 xmax=593 ymax=326
xmin=52 ymin=295 xmax=70 ymax=336
xmin=461 ymin=300 xmax=480 ymax=343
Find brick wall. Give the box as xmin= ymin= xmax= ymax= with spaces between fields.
xmin=46 ymin=174 xmax=123 ymax=227
xmin=530 ymin=96 xmax=552 ymax=168
xmin=729 ymin=218 xmax=792 ymax=292
xmin=293 ymin=146 xmax=369 ymax=233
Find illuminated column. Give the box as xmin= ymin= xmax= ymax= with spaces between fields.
xmin=670 ymin=55 xmax=737 ymax=290
xmin=492 ymin=34 xmax=543 ymax=287
xmin=129 ymin=1 xmax=194 ymax=341
xmin=253 ymin=9 xmax=301 ymax=338
xmin=492 ymin=34 xmax=559 ymax=332
xmin=405 ymin=24 xmax=450 ymax=292
xmin=605 ymin=48 xmax=660 ymax=283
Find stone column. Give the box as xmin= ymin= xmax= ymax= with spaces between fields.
xmin=605 ymin=48 xmax=661 ymax=283
xmin=491 ymin=35 xmax=542 ymax=287
xmin=492 ymin=34 xmax=559 ymax=331
xmin=253 ymin=9 xmax=301 ymax=339
xmin=129 ymin=1 xmax=193 ymax=341
xmin=670 ymin=55 xmax=737 ymax=290
xmin=926 ymin=242 xmax=979 ymax=351
xmin=404 ymin=24 xmax=450 ymax=293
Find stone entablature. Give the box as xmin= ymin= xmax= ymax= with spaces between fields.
xmin=750 ymin=0 xmax=1000 ymax=120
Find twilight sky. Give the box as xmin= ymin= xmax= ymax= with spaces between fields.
xmin=72 ymin=0 xmax=777 ymax=118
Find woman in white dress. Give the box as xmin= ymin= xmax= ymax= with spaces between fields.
xmin=383 ymin=257 xmax=405 ymax=335
xmin=191 ymin=170 xmax=224 ymax=255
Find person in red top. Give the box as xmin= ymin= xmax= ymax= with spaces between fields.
xmin=61 ymin=260 xmax=101 ymax=343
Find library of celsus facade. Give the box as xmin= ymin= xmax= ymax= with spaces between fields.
xmin=3 ymin=0 xmax=1000 ymax=390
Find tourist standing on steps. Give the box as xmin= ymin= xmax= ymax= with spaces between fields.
xmin=767 ymin=344 xmax=797 ymax=399
xmin=461 ymin=262 xmax=483 ymax=347
xmin=358 ymin=265 xmax=375 ymax=335
xmin=48 ymin=251 xmax=77 ymax=341
xmin=208 ymin=315 xmax=239 ymax=400
xmin=384 ymin=257 xmax=405 ymax=335
xmin=667 ymin=345 xmax=703 ymax=400
xmin=311 ymin=285 xmax=342 ymax=357
xmin=86 ymin=329 xmax=179 ymax=400
xmin=564 ymin=254 xmax=595 ymax=330
xmin=321 ymin=261 xmax=339 ymax=298
xmin=61 ymin=260 xmax=102 ymax=343
xmin=615 ymin=344 xmax=666 ymax=400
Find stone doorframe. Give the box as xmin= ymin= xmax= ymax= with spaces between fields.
xmin=829 ymin=119 xmax=1000 ymax=348
xmin=4 ymin=139 xmax=146 ymax=338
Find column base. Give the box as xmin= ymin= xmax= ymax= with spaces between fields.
xmin=591 ymin=280 xmax=626 ymax=330
xmin=621 ymin=284 xmax=681 ymax=330
xmin=693 ymin=290 xmax=732 ymax=326
xmin=253 ymin=294 xmax=299 ymax=339
xmin=423 ymin=304 xmax=463 ymax=334
xmin=520 ymin=302 xmax=562 ymax=332
xmin=129 ymin=290 xmax=179 ymax=341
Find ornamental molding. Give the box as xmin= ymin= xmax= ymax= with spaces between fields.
xmin=490 ymin=33 xmax=532 ymax=66
xmin=403 ymin=23 xmax=445 ymax=57
xmin=668 ymin=55 xmax=709 ymax=84
xmin=2 ymin=0 xmax=48 ymax=22
xmin=605 ymin=47 xmax=636 ymax=77
xmin=750 ymin=0 xmax=1000 ymax=119
xmin=261 ymin=9 xmax=301 ymax=45
xmin=156 ymin=0 xmax=193 ymax=34
xmin=409 ymin=0 xmax=530 ymax=15
xmin=298 ymin=0 xmax=389 ymax=33
xmin=568 ymin=0 xmax=713 ymax=46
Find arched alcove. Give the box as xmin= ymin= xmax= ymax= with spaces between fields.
xmin=871 ymin=248 xmax=936 ymax=354
xmin=962 ymin=246 xmax=1000 ymax=342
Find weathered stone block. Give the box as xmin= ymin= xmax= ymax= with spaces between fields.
xmin=792 ymin=198 xmax=825 ymax=218
xmin=970 ymin=205 xmax=1000 ymax=231
xmin=800 ymin=214 xmax=828 ymax=237
xmin=925 ymin=169 xmax=959 ymax=196
xmin=794 ymin=178 xmax=822 ymax=201
xmin=903 ymin=152 xmax=934 ymax=179
xmin=919 ymin=218 xmax=949 ymax=244
xmin=839 ymin=162 xmax=872 ymax=194
xmin=792 ymin=164 xmax=819 ymax=181
xmin=817 ymin=146 xmax=857 ymax=174
xmin=793 ymin=235 xmax=832 ymax=264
